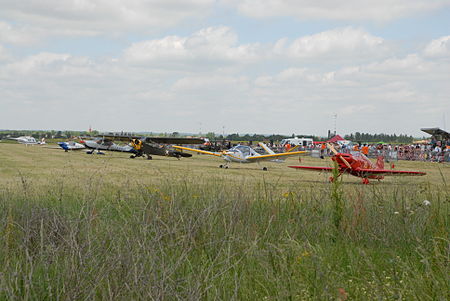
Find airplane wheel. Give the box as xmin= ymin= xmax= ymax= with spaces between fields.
xmin=329 ymin=176 xmax=335 ymax=183
xmin=219 ymin=165 xmax=223 ymax=168
xmin=362 ymin=178 xmax=370 ymax=185
xmin=147 ymin=155 xmax=152 ymax=160
xmin=262 ymin=167 xmax=268 ymax=171
xmin=225 ymin=166 xmax=228 ymax=169
xmin=130 ymin=155 xmax=135 ymax=159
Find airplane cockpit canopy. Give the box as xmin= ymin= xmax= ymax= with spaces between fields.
xmin=232 ymin=145 xmax=256 ymax=157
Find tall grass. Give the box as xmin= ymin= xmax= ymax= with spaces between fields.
xmin=0 ymin=174 xmax=448 ymax=300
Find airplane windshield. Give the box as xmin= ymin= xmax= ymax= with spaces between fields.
xmin=233 ymin=145 xmax=252 ymax=156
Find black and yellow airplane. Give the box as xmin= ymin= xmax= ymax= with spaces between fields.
xmin=101 ymin=134 xmax=205 ymax=160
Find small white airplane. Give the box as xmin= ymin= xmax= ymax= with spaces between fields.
xmin=57 ymin=141 xmax=86 ymax=152
xmin=8 ymin=136 xmax=46 ymax=145
xmin=173 ymin=142 xmax=307 ymax=170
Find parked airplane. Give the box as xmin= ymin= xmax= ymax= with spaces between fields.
xmin=173 ymin=142 xmax=307 ymax=170
xmin=288 ymin=144 xmax=426 ymax=184
xmin=100 ymin=135 xmax=205 ymax=160
xmin=57 ymin=141 xmax=86 ymax=152
xmin=8 ymin=136 xmax=46 ymax=145
xmin=80 ymin=138 xmax=135 ymax=154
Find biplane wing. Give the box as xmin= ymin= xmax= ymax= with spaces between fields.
xmin=356 ymin=168 xmax=426 ymax=176
xmin=288 ymin=166 xmax=334 ymax=172
xmin=246 ymin=150 xmax=307 ymax=162
xmin=100 ymin=135 xmax=204 ymax=145
xmin=172 ymin=145 xmax=223 ymax=157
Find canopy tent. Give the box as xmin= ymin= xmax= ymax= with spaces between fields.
xmin=326 ymin=135 xmax=345 ymax=143
xmin=421 ymin=128 xmax=450 ymax=140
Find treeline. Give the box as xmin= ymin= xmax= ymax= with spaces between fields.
xmin=344 ymin=132 xmax=414 ymax=143
xmin=205 ymin=133 xmax=318 ymax=142
xmin=0 ymin=130 xmax=99 ymax=140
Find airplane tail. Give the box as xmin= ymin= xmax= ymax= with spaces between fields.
xmin=376 ymin=156 xmax=384 ymax=169
xmin=258 ymin=142 xmax=276 ymax=155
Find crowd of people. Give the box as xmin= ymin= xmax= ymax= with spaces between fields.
xmin=203 ymin=138 xmax=450 ymax=163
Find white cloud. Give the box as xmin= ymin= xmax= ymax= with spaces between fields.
xmin=124 ymin=26 xmax=387 ymax=68
xmin=424 ymin=35 xmax=450 ymax=58
xmin=223 ymin=0 xmax=450 ymax=22
xmin=0 ymin=44 xmax=10 ymax=61
xmin=0 ymin=21 xmax=42 ymax=45
xmin=339 ymin=104 xmax=376 ymax=116
xmin=276 ymin=27 xmax=387 ymax=60
xmin=0 ymin=0 xmax=215 ymax=37
xmin=123 ymin=26 xmax=263 ymax=66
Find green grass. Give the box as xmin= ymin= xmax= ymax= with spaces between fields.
xmin=0 ymin=143 xmax=449 ymax=300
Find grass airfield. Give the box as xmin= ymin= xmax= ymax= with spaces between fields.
xmin=0 ymin=143 xmax=446 ymax=188
xmin=0 ymin=143 xmax=448 ymax=300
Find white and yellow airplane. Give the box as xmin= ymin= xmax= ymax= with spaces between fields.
xmin=173 ymin=142 xmax=307 ymax=170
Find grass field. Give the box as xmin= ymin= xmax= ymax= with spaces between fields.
xmin=0 ymin=143 xmax=448 ymax=300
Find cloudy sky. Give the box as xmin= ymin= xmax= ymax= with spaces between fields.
xmin=1 ymin=0 xmax=449 ymax=136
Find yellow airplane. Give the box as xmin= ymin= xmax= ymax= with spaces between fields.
xmin=173 ymin=142 xmax=307 ymax=170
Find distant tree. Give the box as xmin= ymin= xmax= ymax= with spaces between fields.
xmin=206 ymin=132 xmax=216 ymax=140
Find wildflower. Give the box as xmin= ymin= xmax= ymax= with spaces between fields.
xmin=394 ymin=211 xmax=399 ymax=215
xmin=296 ymin=250 xmax=311 ymax=264
xmin=301 ymin=251 xmax=311 ymax=257
xmin=338 ymin=288 xmax=348 ymax=300
xmin=423 ymin=200 xmax=431 ymax=206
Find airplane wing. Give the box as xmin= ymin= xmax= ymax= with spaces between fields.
xmin=357 ymin=169 xmax=426 ymax=176
xmin=172 ymin=146 xmax=223 ymax=157
xmin=145 ymin=137 xmax=204 ymax=144
xmin=246 ymin=150 xmax=307 ymax=162
xmin=99 ymin=135 xmax=204 ymax=144
xmin=258 ymin=142 xmax=275 ymax=155
xmin=288 ymin=166 xmax=334 ymax=172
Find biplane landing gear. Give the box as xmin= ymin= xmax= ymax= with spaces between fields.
xmin=329 ymin=176 xmax=335 ymax=183
xmin=262 ymin=167 xmax=268 ymax=171
xmin=362 ymin=178 xmax=370 ymax=185
xmin=130 ymin=155 xmax=136 ymax=159
xmin=219 ymin=165 xmax=229 ymax=169
xmin=147 ymin=155 xmax=152 ymax=160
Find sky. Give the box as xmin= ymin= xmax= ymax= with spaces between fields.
xmin=1 ymin=0 xmax=449 ymax=137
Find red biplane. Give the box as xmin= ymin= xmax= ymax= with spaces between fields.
xmin=288 ymin=144 xmax=426 ymax=184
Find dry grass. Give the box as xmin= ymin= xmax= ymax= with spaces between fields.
xmin=0 ymin=143 xmax=448 ymax=300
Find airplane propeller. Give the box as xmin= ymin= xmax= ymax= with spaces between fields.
xmin=327 ymin=143 xmax=352 ymax=169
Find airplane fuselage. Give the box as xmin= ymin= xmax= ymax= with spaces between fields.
xmin=10 ymin=136 xmax=38 ymax=144
xmin=222 ymin=145 xmax=259 ymax=163
xmin=332 ymin=153 xmax=384 ymax=179
xmin=82 ymin=140 xmax=135 ymax=152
